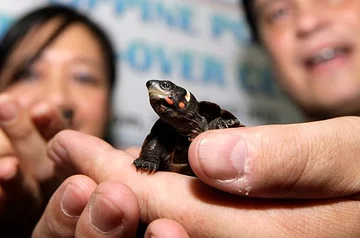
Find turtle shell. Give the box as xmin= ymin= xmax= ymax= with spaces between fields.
xmin=198 ymin=101 xmax=244 ymax=129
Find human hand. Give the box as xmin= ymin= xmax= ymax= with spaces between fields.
xmin=188 ymin=116 xmax=360 ymax=199
xmin=32 ymin=174 xmax=189 ymax=237
xmin=47 ymin=116 xmax=360 ymax=237
xmin=0 ymin=94 xmax=67 ymax=234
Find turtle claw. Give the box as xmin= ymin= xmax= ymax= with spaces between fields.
xmin=133 ymin=157 xmax=159 ymax=174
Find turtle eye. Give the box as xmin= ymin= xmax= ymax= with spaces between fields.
xmin=160 ymin=81 xmax=174 ymax=91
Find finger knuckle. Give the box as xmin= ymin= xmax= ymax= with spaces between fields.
xmin=253 ymin=126 xmax=310 ymax=192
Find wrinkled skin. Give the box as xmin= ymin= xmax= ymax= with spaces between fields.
xmin=133 ymin=80 xmax=244 ymax=176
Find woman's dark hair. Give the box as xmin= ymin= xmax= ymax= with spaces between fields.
xmin=241 ymin=0 xmax=259 ymax=42
xmin=0 ymin=4 xmax=116 ymax=89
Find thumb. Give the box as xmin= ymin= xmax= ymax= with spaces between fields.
xmin=189 ymin=116 xmax=360 ymax=199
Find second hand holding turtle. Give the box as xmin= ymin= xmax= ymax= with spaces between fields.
xmin=133 ymin=80 xmax=245 ymax=176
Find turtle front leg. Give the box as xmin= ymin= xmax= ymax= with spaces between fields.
xmin=208 ymin=117 xmax=244 ymax=129
xmin=133 ymin=137 xmax=165 ymax=174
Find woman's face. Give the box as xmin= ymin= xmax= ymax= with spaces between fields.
xmin=5 ymin=22 xmax=111 ymax=138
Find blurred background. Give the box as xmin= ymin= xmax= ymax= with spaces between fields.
xmin=0 ymin=0 xmax=304 ymax=148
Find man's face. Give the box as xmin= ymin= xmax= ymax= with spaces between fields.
xmin=255 ymin=0 xmax=360 ymax=118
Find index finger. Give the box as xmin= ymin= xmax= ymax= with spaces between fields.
xmin=0 ymin=95 xmax=60 ymax=176
xmin=31 ymin=102 xmax=68 ymax=141
xmin=48 ymin=130 xmax=237 ymax=237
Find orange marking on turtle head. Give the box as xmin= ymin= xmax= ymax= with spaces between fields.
xmin=165 ymin=96 xmax=174 ymax=105
xmin=178 ymin=101 xmax=185 ymax=109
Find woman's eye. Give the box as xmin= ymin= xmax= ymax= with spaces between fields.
xmin=13 ymin=67 xmax=39 ymax=82
xmin=73 ymin=73 xmax=97 ymax=85
xmin=267 ymin=6 xmax=289 ymax=23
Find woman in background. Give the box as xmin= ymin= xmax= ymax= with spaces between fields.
xmin=0 ymin=4 xmax=116 ymax=236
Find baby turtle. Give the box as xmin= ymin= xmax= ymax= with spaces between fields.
xmin=133 ymin=80 xmax=245 ymax=176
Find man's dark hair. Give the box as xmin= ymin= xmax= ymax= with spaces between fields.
xmin=241 ymin=1 xmax=259 ymax=42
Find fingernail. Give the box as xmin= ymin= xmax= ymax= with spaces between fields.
xmin=198 ymin=133 xmax=248 ymax=180
xmin=90 ymin=193 xmax=124 ymax=234
xmin=61 ymin=184 xmax=85 ymax=217
xmin=51 ymin=140 xmax=70 ymax=165
xmin=0 ymin=95 xmax=17 ymax=122
xmin=32 ymin=102 xmax=49 ymax=115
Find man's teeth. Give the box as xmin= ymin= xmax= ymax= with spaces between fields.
xmin=309 ymin=47 xmax=347 ymax=65
xmin=321 ymin=48 xmax=335 ymax=60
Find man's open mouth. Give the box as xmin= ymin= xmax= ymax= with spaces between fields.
xmin=304 ymin=46 xmax=352 ymax=69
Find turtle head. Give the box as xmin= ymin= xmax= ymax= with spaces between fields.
xmin=146 ymin=79 xmax=199 ymax=124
